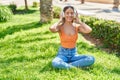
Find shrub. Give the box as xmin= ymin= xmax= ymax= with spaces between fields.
xmin=80 ymin=16 xmax=120 ymax=51
xmin=0 ymin=6 xmax=13 ymax=22
xmin=32 ymin=2 xmax=39 ymax=7
xmin=8 ymin=3 xmax=17 ymax=13
xmin=53 ymin=6 xmax=61 ymax=18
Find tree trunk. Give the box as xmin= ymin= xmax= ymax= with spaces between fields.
xmin=81 ymin=0 xmax=85 ymax=4
xmin=113 ymin=0 xmax=119 ymax=9
xmin=40 ymin=0 xmax=53 ymax=23
xmin=24 ymin=0 xmax=28 ymax=10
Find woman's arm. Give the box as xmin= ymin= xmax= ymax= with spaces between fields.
xmin=49 ymin=12 xmax=63 ymax=33
xmin=74 ymin=12 xmax=92 ymax=34
xmin=49 ymin=20 xmax=61 ymax=33
xmin=78 ymin=22 xmax=92 ymax=34
xmin=49 ymin=13 xmax=63 ymax=32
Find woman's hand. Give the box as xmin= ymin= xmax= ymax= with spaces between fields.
xmin=78 ymin=22 xmax=92 ymax=34
xmin=49 ymin=13 xmax=63 ymax=33
xmin=74 ymin=11 xmax=81 ymax=24
xmin=59 ymin=12 xmax=64 ymax=23
xmin=73 ymin=11 xmax=92 ymax=33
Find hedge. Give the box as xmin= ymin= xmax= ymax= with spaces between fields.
xmin=53 ymin=6 xmax=61 ymax=18
xmin=0 ymin=5 xmax=13 ymax=22
xmin=80 ymin=16 xmax=120 ymax=52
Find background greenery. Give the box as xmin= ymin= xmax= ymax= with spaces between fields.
xmin=0 ymin=7 xmax=120 ymax=80
xmin=80 ymin=16 xmax=120 ymax=52
xmin=0 ymin=5 xmax=13 ymax=22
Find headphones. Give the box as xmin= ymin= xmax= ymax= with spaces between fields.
xmin=61 ymin=6 xmax=77 ymax=18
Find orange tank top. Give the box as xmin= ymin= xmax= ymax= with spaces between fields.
xmin=59 ymin=26 xmax=78 ymax=48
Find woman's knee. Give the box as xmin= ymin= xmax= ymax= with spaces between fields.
xmin=88 ymin=56 xmax=95 ymax=65
xmin=52 ymin=59 xmax=58 ymax=67
xmin=52 ymin=58 xmax=62 ymax=68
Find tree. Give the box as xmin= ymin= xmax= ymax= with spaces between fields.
xmin=40 ymin=0 xmax=53 ymax=22
xmin=24 ymin=0 xmax=28 ymax=10
xmin=80 ymin=0 xmax=85 ymax=4
xmin=113 ymin=0 xmax=119 ymax=9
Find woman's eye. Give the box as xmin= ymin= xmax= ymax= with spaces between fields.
xmin=66 ymin=12 xmax=74 ymax=15
xmin=66 ymin=12 xmax=69 ymax=15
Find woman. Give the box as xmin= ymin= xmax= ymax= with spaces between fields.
xmin=49 ymin=6 xmax=95 ymax=69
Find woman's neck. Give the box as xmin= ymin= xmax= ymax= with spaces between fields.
xmin=64 ymin=21 xmax=73 ymax=26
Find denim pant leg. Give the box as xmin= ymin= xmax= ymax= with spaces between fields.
xmin=52 ymin=46 xmax=74 ymax=69
xmin=70 ymin=54 xmax=95 ymax=67
xmin=52 ymin=55 xmax=73 ymax=69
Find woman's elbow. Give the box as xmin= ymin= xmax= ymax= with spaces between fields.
xmin=49 ymin=27 xmax=57 ymax=33
xmin=88 ymin=28 xmax=92 ymax=33
xmin=49 ymin=27 xmax=54 ymax=32
xmin=85 ymin=28 xmax=92 ymax=34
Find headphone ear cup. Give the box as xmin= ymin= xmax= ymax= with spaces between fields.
xmin=74 ymin=10 xmax=77 ymax=18
xmin=62 ymin=12 xmax=65 ymax=17
xmin=74 ymin=13 xmax=75 ymax=17
xmin=74 ymin=12 xmax=76 ymax=18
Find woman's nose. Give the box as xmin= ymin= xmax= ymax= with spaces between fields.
xmin=68 ymin=13 xmax=73 ymax=16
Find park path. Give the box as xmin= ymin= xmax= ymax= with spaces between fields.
xmin=0 ymin=0 xmax=120 ymax=22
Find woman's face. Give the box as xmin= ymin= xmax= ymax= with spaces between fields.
xmin=64 ymin=8 xmax=74 ymax=22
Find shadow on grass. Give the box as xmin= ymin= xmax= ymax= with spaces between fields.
xmin=0 ymin=55 xmax=51 ymax=64
xmin=111 ymin=67 xmax=120 ymax=75
xmin=15 ymin=31 xmax=55 ymax=43
xmin=16 ymin=36 xmax=56 ymax=43
xmin=82 ymin=34 xmax=120 ymax=56
xmin=115 ymin=53 xmax=120 ymax=58
xmin=0 ymin=22 xmax=43 ymax=39
xmin=0 ymin=42 xmax=59 ymax=65
xmin=14 ymin=9 xmax=38 ymax=14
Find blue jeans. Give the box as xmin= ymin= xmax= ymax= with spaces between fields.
xmin=52 ymin=46 xmax=95 ymax=69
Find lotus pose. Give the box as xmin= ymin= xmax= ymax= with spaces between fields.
xmin=49 ymin=6 xmax=95 ymax=69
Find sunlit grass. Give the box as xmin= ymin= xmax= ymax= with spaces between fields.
xmin=0 ymin=7 xmax=120 ymax=80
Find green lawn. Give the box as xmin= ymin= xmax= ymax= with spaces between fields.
xmin=0 ymin=7 xmax=120 ymax=80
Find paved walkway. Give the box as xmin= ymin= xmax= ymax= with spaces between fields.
xmin=0 ymin=0 xmax=120 ymax=22
xmin=53 ymin=0 xmax=120 ymax=22
xmin=0 ymin=0 xmax=39 ymax=7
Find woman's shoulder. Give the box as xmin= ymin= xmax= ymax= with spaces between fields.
xmin=58 ymin=25 xmax=64 ymax=33
xmin=59 ymin=25 xmax=63 ymax=29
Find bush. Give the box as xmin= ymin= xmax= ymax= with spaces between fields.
xmin=80 ymin=16 xmax=120 ymax=51
xmin=8 ymin=3 xmax=17 ymax=13
xmin=0 ymin=6 xmax=13 ymax=22
xmin=53 ymin=6 xmax=61 ymax=18
xmin=32 ymin=2 xmax=39 ymax=7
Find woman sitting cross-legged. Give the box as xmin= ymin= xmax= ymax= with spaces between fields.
xmin=49 ymin=6 xmax=95 ymax=69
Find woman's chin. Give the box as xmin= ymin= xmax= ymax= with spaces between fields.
xmin=67 ymin=20 xmax=73 ymax=22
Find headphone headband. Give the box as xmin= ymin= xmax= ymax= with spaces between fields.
xmin=63 ymin=6 xmax=77 ymax=12
xmin=62 ymin=6 xmax=77 ymax=18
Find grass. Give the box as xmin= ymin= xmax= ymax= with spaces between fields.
xmin=0 ymin=7 xmax=120 ymax=80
